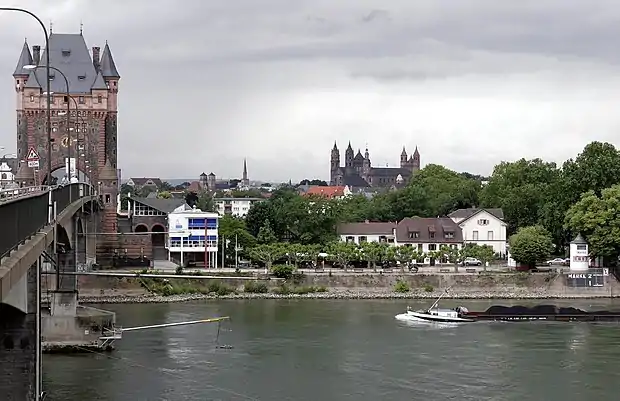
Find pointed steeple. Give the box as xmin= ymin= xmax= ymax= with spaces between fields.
xmin=346 ymin=141 xmax=353 ymax=151
xmin=13 ymin=40 xmax=33 ymax=77
xmin=243 ymin=158 xmax=248 ymax=181
xmin=401 ymin=146 xmax=407 ymax=156
xmin=99 ymin=159 xmax=118 ymax=181
xmin=99 ymin=42 xmax=120 ymax=78
xmin=413 ymin=146 xmax=419 ymax=156
xmin=91 ymin=71 xmax=107 ymax=90
xmin=332 ymin=141 xmax=338 ymax=150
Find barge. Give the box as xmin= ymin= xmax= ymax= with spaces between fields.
xmin=460 ymin=305 xmax=620 ymax=322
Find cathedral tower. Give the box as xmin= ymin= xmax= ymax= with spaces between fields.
xmin=330 ymin=141 xmax=340 ymax=185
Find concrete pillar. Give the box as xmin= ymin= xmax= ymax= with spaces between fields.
xmin=0 ymin=260 xmax=39 ymax=400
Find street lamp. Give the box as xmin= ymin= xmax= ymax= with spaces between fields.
xmin=24 ymin=64 xmax=74 ymax=202
xmin=0 ymin=7 xmax=49 ymax=400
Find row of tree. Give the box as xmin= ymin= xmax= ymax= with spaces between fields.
xmin=244 ymin=241 xmax=496 ymax=273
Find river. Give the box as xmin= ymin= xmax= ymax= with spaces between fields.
xmin=43 ymin=299 xmax=620 ymax=401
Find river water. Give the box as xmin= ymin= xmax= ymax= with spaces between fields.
xmin=43 ymin=299 xmax=620 ymax=401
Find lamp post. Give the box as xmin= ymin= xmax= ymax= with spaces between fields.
xmin=0 ymin=7 xmax=49 ymax=400
xmin=25 ymin=64 xmax=73 ymax=202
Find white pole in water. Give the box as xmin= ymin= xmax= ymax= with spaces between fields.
xmin=121 ymin=317 xmax=230 ymax=332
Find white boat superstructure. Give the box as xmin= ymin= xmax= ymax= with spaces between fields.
xmin=396 ymin=287 xmax=475 ymax=323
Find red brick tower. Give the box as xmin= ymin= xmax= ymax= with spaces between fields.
xmin=13 ymin=33 xmax=120 ymax=260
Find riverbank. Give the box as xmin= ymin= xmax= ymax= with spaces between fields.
xmin=78 ymin=287 xmax=620 ymax=304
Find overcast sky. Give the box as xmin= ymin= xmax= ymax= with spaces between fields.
xmin=1 ymin=1 xmax=620 ymax=182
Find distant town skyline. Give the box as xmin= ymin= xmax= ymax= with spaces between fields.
xmin=2 ymin=1 xmax=619 ymax=181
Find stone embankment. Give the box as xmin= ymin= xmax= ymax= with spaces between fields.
xmin=75 ymin=271 xmax=620 ymax=304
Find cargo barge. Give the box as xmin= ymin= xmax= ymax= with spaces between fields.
xmin=397 ymin=288 xmax=620 ymax=323
xmin=460 ymin=305 xmax=620 ymax=322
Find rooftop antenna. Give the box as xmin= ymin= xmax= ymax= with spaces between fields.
xmin=49 ymin=21 xmax=53 ymax=34
xmin=80 ymin=20 xmax=83 ymax=35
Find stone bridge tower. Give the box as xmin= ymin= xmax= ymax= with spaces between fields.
xmin=13 ymin=33 xmax=121 ymax=251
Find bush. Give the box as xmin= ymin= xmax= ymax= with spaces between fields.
xmin=423 ymin=284 xmax=434 ymax=293
xmin=394 ymin=280 xmax=410 ymax=293
xmin=271 ymin=264 xmax=295 ymax=279
xmin=244 ymin=281 xmax=269 ymax=293
xmin=175 ymin=266 xmax=184 ymax=275
xmin=272 ymin=284 xmax=291 ymax=295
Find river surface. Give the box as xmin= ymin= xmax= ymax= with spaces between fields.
xmin=43 ymin=299 xmax=620 ymax=401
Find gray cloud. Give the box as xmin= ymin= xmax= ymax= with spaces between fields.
xmin=1 ymin=0 xmax=620 ymax=182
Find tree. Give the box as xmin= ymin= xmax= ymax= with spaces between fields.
xmin=157 ymin=191 xmax=172 ymax=199
xmin=359 ymin=241 xmax=388 ymax=272
xmin=480 ymin=158 xmax=560 ymax=234
xmin=475 ymin=245 xmax=495 ymax=271
xmin=218 ymin=215 xmax=256 ymax=264
xmin=565 ymin=185 xmax=620 ymax=263
xmin=185 ymin=191 xmax=199 ymax=208
xmin=257 ymin=220 xmax=277 ymax=244
xmin=327 ymin=242 xmax=358 ymax=271
xmin=159 ymin=181 xmax=173 ymax=191
xmin=247 ymin=244 xmax=286 ymax=274
xmin=508 ymin=226 xmax=553 ymax=269
xmin=389 ymin=245 xmax=417 ymax=273
xmin=439 ymin=245 xmax=461 ymax=272
xmin=196 ymin=192 xmax=215 ymax=212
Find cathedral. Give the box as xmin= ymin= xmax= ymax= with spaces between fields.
xmin=329 ymin=142 xmax=420 ymax=188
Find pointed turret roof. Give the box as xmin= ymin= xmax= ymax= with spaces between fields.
xmin=413 ymin=146 xmax=420 ymax=155
xmin=243 ymin=158 xmax=248 ymax=176
xmin=346 ymin=141 xmax=353 ymax=150
xmin=91 ymin=71 xmax=107 ymax=90
xmin=200 ymin=172 xmax=207 ymax=177
xmin=332 ymin=141 xmax=338 ymax=150
xmin=208 ymin=172 xmax=215 ymax=177
xmin=99 ymin=159 xmax=118 ymax=180
xmin=13 ymin=40 xmax=33 ymax=76
xmin=571 ymin=234 xmax=587 ymax=245
xmin=15 ymin=162 xmax=33 ymax=181
xmin=24 ymin=70 xmax=41 ymax=89
xmin=401 ymin=146 xmax=407 ymax=156
xmin=99 ymin=42 xmax=120 ymax=78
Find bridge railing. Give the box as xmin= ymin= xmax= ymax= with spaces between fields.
xmin=0 ymin=183 xmax=93 ymax=259
xmin=0 ymin=185 xmax=49 ymax=202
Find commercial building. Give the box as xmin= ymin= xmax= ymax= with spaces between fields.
xmin=167 ymin=209 xmax=219 ymax=267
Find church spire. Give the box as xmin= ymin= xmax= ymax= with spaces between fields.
xmin=242 ymin=158 xmax=249 ymax=186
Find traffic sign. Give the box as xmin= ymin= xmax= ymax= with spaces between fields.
xmin=28 ymin=160 xmax=39 ymax=168
xmin=26 ymin=146 xmax=40 ymax=161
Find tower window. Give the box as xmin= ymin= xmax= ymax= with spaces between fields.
xmin=30 ymin=95 xmax=34 ymax=102
xmin=97 ymin=95 xmax=102 ymax=103
xmin=63 ymin=96 xmax=68 ymax=103
xmin=79 ymin=96 xmax=85 ymax=104
xmin=105 ymin=194 xmax=111 ymax=203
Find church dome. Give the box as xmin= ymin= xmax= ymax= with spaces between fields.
xmin=99 ymin=160 xmax=117 ymax=181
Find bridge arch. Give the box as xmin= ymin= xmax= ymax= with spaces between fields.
xmin=151 ymin=224 xmax=166 ymax=260
xmin=40 ymin=162 xmax=92 ymax=185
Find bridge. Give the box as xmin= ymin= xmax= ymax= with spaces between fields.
xmin=0 ymin=183 xmax=98 ymax=400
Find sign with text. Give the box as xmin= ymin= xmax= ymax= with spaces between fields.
xmin=566 ymin=268 xmax=605 ymax=288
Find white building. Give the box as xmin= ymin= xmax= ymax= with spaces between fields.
xmin=167 ymin=208 xmax=219 ymax=268
xmin=448 ymin=208 xmax=507 ymax=256
xmin=0 ymin=162 xmax=15 ymax=188
xmin=337 ymin=221 xmax=397 ymax=244
xmin=214 ymin=197 xmax=263 ymax=217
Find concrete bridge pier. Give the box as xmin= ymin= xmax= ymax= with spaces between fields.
xmin=0 ymin=259 xmax=41 ymax=401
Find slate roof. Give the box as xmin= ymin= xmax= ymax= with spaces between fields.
xmin=338 ymin=221 xmax=396 ymax=235
xmin=395 ymin=217 xmax=463 ymax=244
xmin=130 ymin=177 xmax=163 ymax=187
xmin=342 ymin=174 xmax=370 ymax=188
xmin=13 ymin=41 xmax=33 ymax=76
xmin=23 ymin=33 xmax=119 ymax=94
xmin=371 ymin=167 xmax=412 ymax=177
xmin=133 ymin=197 xmax=187 ymax=213
xmin=99 ymin=43 xmax=120 ymax=78
xmin=448 ymin=208 xmax=505 ymax=221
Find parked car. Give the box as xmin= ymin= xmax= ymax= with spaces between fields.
xmin=546 ymin=258 xmax=566 ymax=266
xmin=462 ymin=257 xmax=482 ymax=266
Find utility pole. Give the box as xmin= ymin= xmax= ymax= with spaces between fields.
xmin=235 ymin=234 xmax=238 ymax=270
xmin=221 ymin=235 xmax=225 ymax=269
